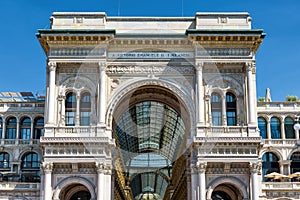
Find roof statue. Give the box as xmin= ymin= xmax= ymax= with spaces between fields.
xmin=265 ymin=88 xmax=272 ymax=102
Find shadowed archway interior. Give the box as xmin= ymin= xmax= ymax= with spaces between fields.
xmin=112 ymin=86 xmax=188 ymax=200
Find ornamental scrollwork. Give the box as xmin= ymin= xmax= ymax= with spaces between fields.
xmin=249 ymin=161 xmax=261 ymax=174
xmin=42 ymin=162 xmax=53 ymax=174
xmin=48 ymin=62 xmax=57 ymax=72
xmin=196 ymin=161 xmax=207 ymax=173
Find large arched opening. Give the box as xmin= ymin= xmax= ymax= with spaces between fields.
xmin=59 ymin=183 xmax=91 ymax=200
xmin=112 ymin=85 xmax=190 ymax=200
xmin=211 ymin=183 xmax=243 ymax=200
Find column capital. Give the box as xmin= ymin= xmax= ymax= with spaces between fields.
xmin=57 ymin=95 xmax=66 ymax=101
xmin=95 ymin=162 xmax=112 ymax=174
xmin=98 ymin=62 xmax=107 ymax=71
xmin=246 ymin=61 xmax=256 ymax=73
xmin=48 ymin=61 xmax=57 ymax=71
xmin=42 ymin=162 xmax=53 ymax=174
xmin=195 ymin=62 xmax=204 ymax=71
xmin=196 ymin=161 xmax=207 ymax=173
xmin=249 ymin=161 xmax=261 ymax=174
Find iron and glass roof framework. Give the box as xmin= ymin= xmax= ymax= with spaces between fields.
xmin=115 ymin=101 xmax=186 ymax=199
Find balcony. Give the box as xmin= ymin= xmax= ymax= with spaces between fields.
xmin=257 ymin=102 xmax=300 ymax=112
xmin=262 ymin=139 xmax=298 ymax=147
xmin=262 ymin=182 xmax=300 ymax=190
xmin=45 ymin=126 xmax=98 ymax=137
xmin=0 ymin=102 xmax=44 ymax=112
xmin=195 ymin=126 xmax=260 ymax=142
xmin=0 ymin=139 xmax=40 ymax=146
xmin=0 ymin=182 xmax=40 ymax=191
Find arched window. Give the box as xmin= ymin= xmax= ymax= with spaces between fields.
xmin=290 ymin=152 xmax=300 ymax=174
xmin=33 ymin=117 xmax=44 ymax=139
xmin=80 ymin=92 xmax=91 ymax=126
xmin=262 ymin=152 xmax=280 ymax=181
xmin=226 ymin=92 xmax=237 ymax=126
xmin=258 ymin=117 xmax=267 ymax=139
xmin=285 ymin=117 xmax=295 ymax=139
xmin=270 ymin=117 xmax=281 ymax=139
xmin=20 ymin=117 xmax=31 ymax=139
xmin=0 ymin=117 xmax=2 ymax=138
xmin=0 ymin=152 xmax=10 ymax=168
xmin=211 ymin=93 xmax=222 ymax=126
xmin=65 ymin=92 xmax=76 ymax=126
xmin=5 ymin=117 xmax=17 ymax=139
xmin=21 ymin=152 xmax=40 ymax=182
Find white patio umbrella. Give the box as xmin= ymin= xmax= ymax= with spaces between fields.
xmin=265 ymin=172 xmax=288 ymax=180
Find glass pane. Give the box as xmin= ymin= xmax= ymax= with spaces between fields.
xmin=66 ymin=112 xmax=76 ymax=126
xmin=212 ymin=111 xmax=222 ymax=126
xmin=271 ymin=118 xmax=281 ymax=139
xmin=258 ymin=118 xmax=267 ymax=139
xmin=20 ymin=128 xmax=31 ymax=139
xmin=285 ymin=117 xmax=295 ymax=139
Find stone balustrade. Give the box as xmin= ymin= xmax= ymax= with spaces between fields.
xmin=0 ymin=182 xmax=40 ymax=191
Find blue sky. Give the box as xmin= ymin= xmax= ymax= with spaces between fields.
xmin=0 ymin=0 xmax=299 ymax=101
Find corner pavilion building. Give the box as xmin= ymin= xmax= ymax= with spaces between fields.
xmin=1 ymin=12 xmax=300 ymax=200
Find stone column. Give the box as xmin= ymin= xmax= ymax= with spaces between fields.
xmin=222 ymin=94 xmax=227 ymax=126
xmin=47 ymin=62 xmax=57 ymax=125
xmin=267 ymin=121 xmax=271 ymax=139
xmin=197 ymin=161 xmax=207 ymax=200
xmin=15 ymin=118 xmax=20 ymax=144
xmin=250 ymin=162 xmax=261 ymax=200
xmin=279 ymin=160 xmax=291 ymax=175
xmin=281 ymin=118 xmax=285 ymax=139
xmin=96 ymin=162 xmax=105 ymax=200
xmin=196 ymin=62 xmax=205 ymax=126
xmin=296 ymin=129 xmax=299 ymax=140
xmin=246 ymin=62 xmax=256 ymax=125
xmin=30 ymin=118 xmax=34 ymax=144
xmin=76 ymin=92 xmax=81 ymax=126
xmin=191 ymin=164 xmax=198 ymax=200
xmin=104 ymin=166 xmax=112 ymax=200
xmin=2 ymin=118 xmax=5 ymax=140
xmin=42 ymin=162 xmax=53 ymax=200
xmin=58 ymin=95 xmax=65 ymax=126
xmin=98 ymin=62 xmax=106 ymax=126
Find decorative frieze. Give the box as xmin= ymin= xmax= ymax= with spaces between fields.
xmin=106 ymin=65 xmax=195 ymax=75
xmin=108 ymin=51 xmax=194 ymax=59
xmin=197 ymin=48 xmax=252 ymax=57
xmin=49 ymin=47 xmax=106 ymax=57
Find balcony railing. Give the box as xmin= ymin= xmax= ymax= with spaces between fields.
xmin=263 ymin=139 xmax=298 ymax=146
xmin=0 ymin=182 xmax=40 ymax=191
xmin=257 ymin=102 xmax=300 ymax=111
xmin=51 ymin=126 xmax=97 ymax=137
xmin=262 ymin=182 xmax=300 ymax=190
xmin=0 ymin=102 xmax=44 ymax=112
xmin=1 ymin=139 xmax=40 ymax=146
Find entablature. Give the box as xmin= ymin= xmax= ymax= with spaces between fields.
xmin=36 ymin=29 xmax=115 ymax=55
xmin=186 ymin=29 xmax=265 ymax=54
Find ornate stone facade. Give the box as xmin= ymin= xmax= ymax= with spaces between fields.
xmin=0 ymin=11 xmax=298 ymax=200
